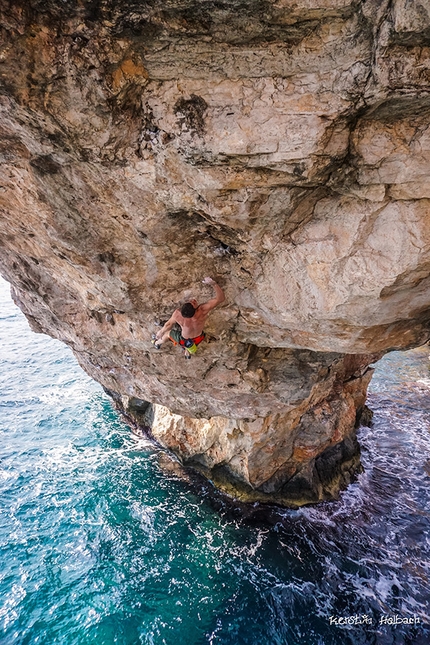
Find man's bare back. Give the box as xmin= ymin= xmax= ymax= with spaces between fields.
xmin=152 ymin=277 xmax=225 ymax=357
xmin=172 ymin=305 xmax=208 ymax=339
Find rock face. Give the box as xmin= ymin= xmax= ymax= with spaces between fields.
xmin=1 ymin=0 xmax=430 ymax=505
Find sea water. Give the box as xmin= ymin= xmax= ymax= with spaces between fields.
xmin=0 ymin=277 xmax=429 ymax=645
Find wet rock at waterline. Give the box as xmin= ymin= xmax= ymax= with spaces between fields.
xmin=1 ymin=0 xmax=430 ymax=505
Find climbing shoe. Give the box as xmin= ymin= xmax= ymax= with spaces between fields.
xmin=151 ymin=334 xmax=161 ymax=349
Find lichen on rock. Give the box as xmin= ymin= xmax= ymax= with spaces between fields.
xmin=0 ymin=0 xmax=430 ymax=506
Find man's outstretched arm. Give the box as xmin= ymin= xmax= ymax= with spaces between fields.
xmin=200 ymin=277 xmax=225 ymax=313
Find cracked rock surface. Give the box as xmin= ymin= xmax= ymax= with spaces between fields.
xmin=0 ymin=0 xmax=429 ymax=505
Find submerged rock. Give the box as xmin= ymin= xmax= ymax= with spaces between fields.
xmin=0 ymin=0 xmax=429 ymax=505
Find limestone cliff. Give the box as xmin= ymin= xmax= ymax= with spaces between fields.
xmin=1 ymin=0 xmax=429 ymax=505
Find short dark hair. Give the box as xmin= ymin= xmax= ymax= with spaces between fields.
xmin=181 ymin=302 xmax=196 ymax=318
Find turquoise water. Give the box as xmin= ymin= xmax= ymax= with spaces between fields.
xmin=0 ymin=277 xmax=429 ymax=645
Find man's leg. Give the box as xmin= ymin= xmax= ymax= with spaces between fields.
xmin=152 ymin=330 xmax=171 ymax=349
xmin=152 ymin=327 xmax=183 ymax=349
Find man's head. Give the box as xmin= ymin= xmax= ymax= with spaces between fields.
xmin=181 ymin=301 xmax=197 ymax=318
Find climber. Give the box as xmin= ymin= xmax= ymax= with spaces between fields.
xmin=151 ymin=277 xmax=225 ymax=358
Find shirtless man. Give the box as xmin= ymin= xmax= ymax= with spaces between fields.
xmin=152 ymin=277 xmax=225 ymax=358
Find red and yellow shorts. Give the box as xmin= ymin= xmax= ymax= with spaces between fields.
xmin=169 ymin=329 xmax=205 ymax=353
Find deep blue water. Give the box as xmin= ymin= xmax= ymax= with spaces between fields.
xmin=0 ymin=276 xmax=429 ymax=645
